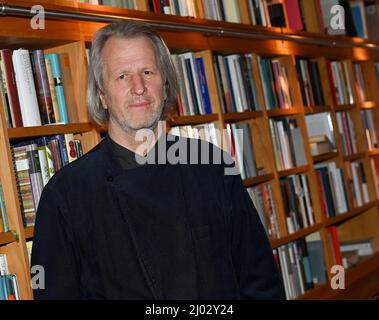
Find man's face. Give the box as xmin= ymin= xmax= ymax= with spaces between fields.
xmin=99 ymin=36 xmax=165 ymax=133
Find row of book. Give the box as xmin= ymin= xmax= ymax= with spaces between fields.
xmin=315 ymin=162 xmax=349 ymax=217
xmin=276 ymin=227 xmax=377 ymax=300
xmin=79 ymin=1 xmax=379 ymax=41
xmin=296 ymin=58 xmax=325 ymax=108
xmin=280 ymin=173 xmax=315 ymax=234
xmin=0 ymin=183 xmax=9 ymax=233
xmin=274 ymin=232 xmax=327 ymax=300
xmin=0 ymin=254 xmax=20 ymax=300
xmin=171 ymin=51 xmax=375 ymax=120
xmin=328 ymin=60 xmax=355 ymax=106
xmin=269 ymin=117 xmax=307 ymax=171
xmin=247 ymin=183 xmax=281 ymax=239
xmin=169 ymin=122 xmax=262 ymax=179
xmin=12 ymin=134 xmax=83 ymax=227
xmin=336 ymin=111 xmax=358 ymax=156
xmin=169 ymin=122 xmax=221 ymax=148
xmin=361 ymin=109 xmax=379 ymax=151
xmin=0 ymin=48 xmax=76 ymax=128
xmin=214 ymin=54 xmax=261 ymax=113
xmin=305 ymin=109 xmax=379 ymax=158
xmin=171 ymin=53 xmax=213 ymax=117
xmin=346 ymin=160 xmax=370 ymax=208
xmin=225 ymin=123 xmax=260 ymax=179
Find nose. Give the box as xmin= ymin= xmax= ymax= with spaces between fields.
xmin=131 ymin=74 xmax=146 ymax=95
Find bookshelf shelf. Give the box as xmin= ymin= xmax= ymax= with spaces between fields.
xmin=334 ymin=104 xmax=356 ymax=112
xmin=223 ymin=111 xmax=264 ymax=122
xmin=270 ymin=223 xmax=323 ymax=249
xmin=323 ymin=201 xmax=379 ymax=228
xmin=0 ymin=231 xmax=17 ymax=246
xmin=312 ymin=151 xmax=339 ymax=164
xmin=343 ymin=152 xmax=366 ymax=162
xmin=368 ymin=148 xmax=379 ymax=157
xmin=266 ymin=108 xmax=299 ymax=118
xmin=304 ymin=105 xmax=332 ymax=115
xmin=277 ymin=165 xmax=310 ymax=178
xmin=168 ymin=114 xmax=219 ymax=126
xmin=243 ymin=173 xmax=274 ymax=188
xmin=7 ymin=123 xmax=94 ymax=140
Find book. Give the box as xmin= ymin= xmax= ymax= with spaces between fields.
xmin=340 ymin=237 xmax=375 ymax=256
xmin=44 ymin=53 xmax=69 ymax=123
xmin=12 ymin=49 xmax=42 ymax=127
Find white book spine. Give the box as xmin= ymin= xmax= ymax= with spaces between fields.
xmin=12 ymin=49 xmax=41 ymax=127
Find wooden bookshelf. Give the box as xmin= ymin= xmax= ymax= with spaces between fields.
xmin=168 ymin=114 xmax=219 ymax=126
xmin=7 ymin=123 xmax=94 ymax=140
xmin=243 ymin=173 xmax=274 ymax=188
xmin=223 ymin=111 xmax=263 ymax=122
xmin=0 ymin=0 xmax=378 ymax=300
xmin=271 ymin=223 xmax=324 ymax=249
xmin=312 ymin=151 xmax=339 ymax=164
xmin=0 ymin=231 xmax=17 ymax=246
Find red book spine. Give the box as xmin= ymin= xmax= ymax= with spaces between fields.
xmin=325 ymin=60 xmax=338 ymax=106
xmin=1 ymin=49 xmax=23 ymax=127
xmin=328 ymin=226 xmax=343 ymax=266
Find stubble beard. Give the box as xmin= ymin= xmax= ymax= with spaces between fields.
xmin=112 ymin=101 xmax=165 ymax=135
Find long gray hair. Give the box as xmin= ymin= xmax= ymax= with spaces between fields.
xmin=87 ymin=20 xmax=178 ymax=125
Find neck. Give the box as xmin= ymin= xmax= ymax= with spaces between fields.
xmin=108 ymin=121 xmax=164 ymax=156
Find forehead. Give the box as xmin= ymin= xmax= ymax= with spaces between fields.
xmin=101 ymin=36 xmax=158 ymax=65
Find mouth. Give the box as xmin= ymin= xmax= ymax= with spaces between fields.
xmin=128 ymin=101 xmax=150 ymax=108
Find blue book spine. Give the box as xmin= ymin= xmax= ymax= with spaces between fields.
xmin=54 ymin=134 xmax=69 ymax=166
xmin=45 ymin=53 xmax=69 ymax=124
xmin=195 ymin=57 xmax=212 ymax=114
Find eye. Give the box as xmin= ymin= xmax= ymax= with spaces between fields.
xmin=143 ymin=70 xmax=153 ymax=76
xmin=118 ymin=74 xmax=125 ymax=80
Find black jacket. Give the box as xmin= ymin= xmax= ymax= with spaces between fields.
xmin=31 ymin=134 xmax=285 ymax=299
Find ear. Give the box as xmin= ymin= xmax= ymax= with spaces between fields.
xmin=99 ymin=90 xmax=108 ymax=109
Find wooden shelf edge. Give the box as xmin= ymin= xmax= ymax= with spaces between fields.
xmin=0 ymin=231 xmax=17 ymax=246
xmin=222 ymin=110 xmax=263 ymax=122
xmin=323 ymin=201 xmax=378 ymax=227
xmin=343 ymin=152 xmax=366 ymax=162
xmin=304 ymin=105 xmax=332 ymax=114
xmin=266 ymin=108 xmax=299 ymax=118
xmin=243 ymin=173 xmax=274 ymax=187
xmin=270 ymin=223 xmax=323 ymax=249
xmin=7 ymin=123 xmax=94 ymax=140
xmin=368 ymin=148 xmax=379 ymax=156
xmin=312 ymin=151 xmax=339 ymax=163
xmin=334 ymin=104 xmax=356 ymax=112
xmin=277 ymin=165 xmax=310 ymax=178
xmin=168 ymin=114 xmax=219 ymax=126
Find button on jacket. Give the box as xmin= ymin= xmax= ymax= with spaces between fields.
xmin=31 ymin=134 xmax=285 ymax=299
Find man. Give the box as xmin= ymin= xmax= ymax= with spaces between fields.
xmin=31 ymin=20 xmax=285 ymax=299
